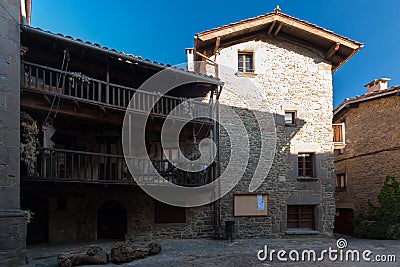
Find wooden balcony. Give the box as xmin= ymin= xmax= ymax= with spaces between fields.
xmin=23 ymin=148 xmax=214 ymax=186
xmin=21 ymin=61 xmax=213 ymax=122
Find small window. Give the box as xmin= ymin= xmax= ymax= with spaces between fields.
xmin=336 ymin=173 xmax=347 ymax=190
xmin=285 ymin=111 xmax=296 ymax=124
xmin=154 ymin=201 xmax=186 ymax=223
xmin=287 ymin=205 xmax=315 ymax=229
xmin=333 ymin=123 xmax=345 ymax=144
xmin=298 ymin=153 xmax=314 ymax=178
xmin=238 ymin=52 xmax=254 ymax=73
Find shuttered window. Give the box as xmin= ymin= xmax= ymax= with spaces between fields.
xmin=287 ymin=205 xmax=315 ymax=229
xmin=333 ymin=123 xmax=345 ymax=143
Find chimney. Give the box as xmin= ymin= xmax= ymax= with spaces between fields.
xmin=186 ymin=48 xmax=194 ymax=71
xmin=20 ymin=0 xmax=32 ymax=25
xmin=26 ymin=0 xmax=32 ymax=25
xmin=364 ymin=78 xmax=391 ymax=94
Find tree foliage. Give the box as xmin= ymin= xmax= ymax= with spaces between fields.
xmin=354 ymin=175 xmax=400 ymax=239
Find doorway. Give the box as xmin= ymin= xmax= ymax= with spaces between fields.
xmin=21 ymin=197 xmax=49 ymax=245
xmin=97 ymin=200 xmax=127 ymax=239
xmin=334 ymin=208 xmax=354 ymax=235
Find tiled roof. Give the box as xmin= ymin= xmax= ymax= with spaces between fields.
xmin=197 ymin=11 xmax=363 ymax=46
xmin=21 ymin=25 xmax=221 ymax=84
xmin=334 ymin=86 xmax=400 ymax=116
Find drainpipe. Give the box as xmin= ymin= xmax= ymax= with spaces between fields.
xmin=213 ymin=83 xmax=223 ymax=238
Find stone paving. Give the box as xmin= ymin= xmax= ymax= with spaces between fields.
xmin=25 ymin=236 xmax=400 ymax=267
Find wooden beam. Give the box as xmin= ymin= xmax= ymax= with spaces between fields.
xmin=197 ymin=14 xmax=361 ymax=50
xmin=267 ymin=21 xmax=277 ymax=35
xmin=194 ymin=36 xmax=198 ymax=61
xmin=73 ymin=100 xmax=80 ymax=111
xmin=22 ymin=96 xmax=123 ymax=125
xmin=325 ymin=42 xmax=340 ymax=60
xmin=273 ymin=22 xmax=282 ymax=37
xmin=43 ymin=95 xmax=51 ymax=105
xmin=195 ymin=51 xmax=217 ymax=64
xmin=213 ymin=37 xmax=221 ymax=54
xmin=100 ymin=105 xmax=107 ymax=115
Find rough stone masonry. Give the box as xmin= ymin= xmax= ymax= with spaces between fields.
xmin=0 ymin=0 xmax=27 ymax=265
xmin=212 ymin=34 xmax=336 ymax=237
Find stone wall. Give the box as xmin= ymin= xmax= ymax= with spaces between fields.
xmin=23 ymin=185 xmax=215 ymax=244
xmin=334 ymin=94 xmax=400 ymax=215
xmin=0 ymin=0 xmax=27 ymax=265
xmin=211 ymin=34 xmax=335 ymax=237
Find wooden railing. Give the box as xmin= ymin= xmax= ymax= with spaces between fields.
xmin=21 ymin=61 xmax=212 ymax=120
xmin=25 ymin=148 xmax=213 ymax=186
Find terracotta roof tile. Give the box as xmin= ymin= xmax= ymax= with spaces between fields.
xmin=21 ymin=25 xmax=220 ymax=83
xmin=334 ymin=86 xmax=400 ymax=115
xmin=197 ymin=11 xmax=362 ymax=46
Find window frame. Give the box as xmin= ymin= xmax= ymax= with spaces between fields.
xmin=287 ymin=205 xmax=316 ymax=230
xmin=336 ymin=173 xmax=347 ymax=191
xmin=237 ymin=51 xmax=254 ymax=73
xmin=298 ymin=153 xmax=315 ymax=178
xmin=284 ymin=111 xmax=296 ymax=125
xmin=333 ymin=123 xmax=346 ymax=146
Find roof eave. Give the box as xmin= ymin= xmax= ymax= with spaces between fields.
xmin=21 ymin=25 xmax=222 ymax=86
xmin=195 ymin=12 xmax=363 ymax=73
xmin=331 ymin=43 xmax=364 ymax=73
xmin=333 ymin=88 xmax=400 ymax=118
xmin=197 ymin=13 xmax=362 ymax=48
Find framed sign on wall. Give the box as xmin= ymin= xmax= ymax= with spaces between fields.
xmin=234 ymin=193 xmax=268 ymax=216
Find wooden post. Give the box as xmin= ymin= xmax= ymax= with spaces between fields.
xmin=106 ymin=65 xmax=110 ymax=104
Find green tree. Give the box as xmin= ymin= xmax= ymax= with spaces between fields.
xmin=354 ymin=175 xmax=400 ymax=239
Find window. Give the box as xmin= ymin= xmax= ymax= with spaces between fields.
xmin=287 ymin=205 xmax=315 ymax=229
xmin=154 ymin=201 xmax=186 ymax=223
xmin=285 ymin=111 xmax=296 ymax=124
xmin=334 ymin=148 xmax=345 ymax=156
xmin=333 ymin=123 xmax=345 ymax=144
xmin=238 ymin=52 xmax=254 ymax=73
xmin=336 ymin=173 xmax=347 ymax=190
xmin=298 ymin=153 xmax=314 ymax=178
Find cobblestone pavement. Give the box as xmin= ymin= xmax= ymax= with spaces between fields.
xmin=25 ymin=236 xmax=400 ymax=267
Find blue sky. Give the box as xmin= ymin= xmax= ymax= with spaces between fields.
xmin=31 ymin=0 xmax=400 ymax=107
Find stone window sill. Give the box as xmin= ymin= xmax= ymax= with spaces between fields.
xmin=235 ymin=72 xmax=257 ymax=78
xmin=154 ymin=223 xmax=187 ymax=227
xmin=335 ymin=188 xmax=347 ymax=192
xmin=285 ymin=123 xmax=297 ymax=127
xmin=297 ymin=177 xmax=318 ymax=181
xmin=285 ymin=229 xmax=320 ymax=235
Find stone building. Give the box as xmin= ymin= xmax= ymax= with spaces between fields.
xmin=188 ymin=7 xmax=362 ymax=237
xmin=1 ymin=4 xmax=364 ymax=261
xmin=333 ymin=78 xmax=400 ymax=235
xmin=0 ymin=0 xmax=27 ymax=265
xmin=19 ymin=24 xmax=222 ymax=244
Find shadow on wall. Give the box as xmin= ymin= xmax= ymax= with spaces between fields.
xmin=218 ymin=104 xmax=335 ymax=237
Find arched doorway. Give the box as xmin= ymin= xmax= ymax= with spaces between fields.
xmin=97 ymin=200 xmax=127 ymax=239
